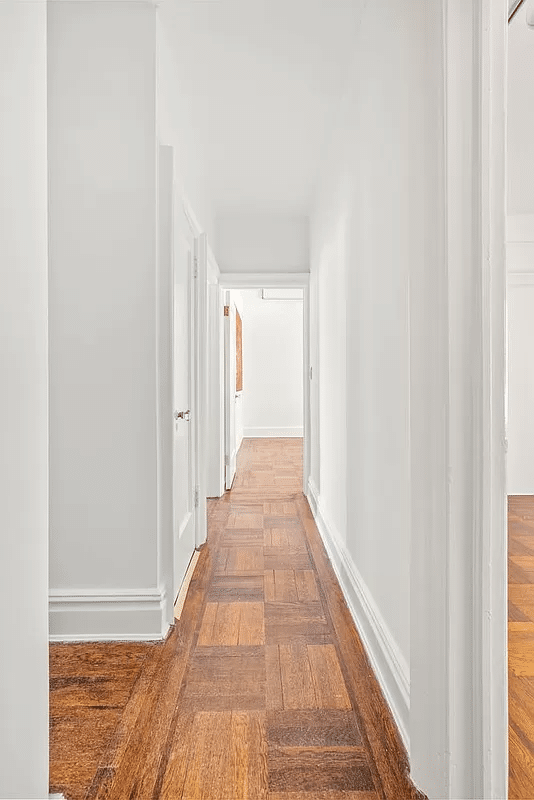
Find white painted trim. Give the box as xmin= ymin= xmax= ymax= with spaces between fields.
xmin=156 ymin=143 xmax=175 ymax=636
xmin=194 ymin=232 xmax=209 ymax=548
xmin=179 ymin=195 xmax=212 ymax=545
xmin=306 ymin=479 xmax=410 ymax=751
xmin=307 ymin=477 xmax=320 ymax=517
xmin=219 ymin=272 xmax=310 ymax=289
xmin=508 ymin=272 xmax=534 ymax=286
xmin=207 ymin=284 xmax=225 ymax=497
xmin=49 ymin=633 xmax=166 ymax=643
xmin=224 ymin=291 xmax=238 ymax=490
xmin=178 ymin=510 xmax=192 ymax=538
xmin=244 ymin=427 xmax=304 ymax=438
xmin=302 ymin=284 xmax=311 ymax=496
xmin=477 ymin=0 xmax=508 ymax=795
xmin=207 ymin=245 xmax=220 ymax=284
xmin=48 ymin=0 xmax=158 ymax=4
xmin=49 ymin=588 xmax=164 ymax=602
xmin=411 ymin=2 xmax=506 ymax=798
xmin=261 ymin=288 xmax=304 ymax=300
xmin=407 ymin=2 xmax=507 ymax=797
xmin=48 ymin=587 xmax=169 ymax=641
xmin=182 ymin=196 xmax=202 ymax=238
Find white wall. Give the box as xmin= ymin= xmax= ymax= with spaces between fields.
xmin=216 ymin=213 xmax=309 ymax=272
xmin=156 ymin=15 xmax=215 ymax=245
xmin=48 ymin=1 xmax=163 ymax=638
xmin=508 ymin=11 xmax=534 ymax=214
xmin=310 ymin=3 xmax=507 ymax=798
xmin=0 ymin=3 xmax=49 ymax=795
xmin=309 ymin=213 xmax=347 ymax=551
xmin=309 ymin=268 xmax=321 ymax=494
xmin=157 ymin=14 xmax=220 ymax=596
xmin=157 ymin=14 xmax=223 ymax=501
xmin=507 ymin=10 xmax=534 ymax=495
xmin=47 ymin=2 xmax=219 ymax=638
xmin=310 ymin=0 xmax=411 ymax=703
xmin=507 ymin=215 xmax=534 ymax=493
xmin=241 ymin=290 xmax=303 ymax=437
xmin=508 ymin=279 xmax=534 ymax=493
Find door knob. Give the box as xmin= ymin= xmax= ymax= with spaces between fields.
xmin=174 ymin=410 xmax=191 ymax=421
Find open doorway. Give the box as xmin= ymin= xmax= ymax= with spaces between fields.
xmin=220 ymin=280 xmax=310 ymax=496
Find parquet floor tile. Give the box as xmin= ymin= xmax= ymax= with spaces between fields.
xmin=208 ymin=573 xmax=265 ymax=602
xmin=267 ymin=745 xmax=375 ymax=794
xmin=267 ymin=709 xmax=363 ymax=747
xmin=268 ymin=793 xmax=379 ymax=800
xmin=264 ymin=552 xmax=314 ymax=571
xmin=49 ymin=642 xmax=158 ymax=799
xmin=50 ymin=438 xmax=424 ymax=800
xmin=509 ymin=496 xmax=534 ymax=799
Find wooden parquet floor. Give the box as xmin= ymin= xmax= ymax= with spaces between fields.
xmin=509 ymin=495 xmax=534 ymax=800
xmin=50 ymin=438 xmax=424 ymax=800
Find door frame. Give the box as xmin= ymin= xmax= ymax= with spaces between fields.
xmin=151 ymin=179 xmax=209 ymax=630
xmin=218 ymin=273 xmax=311 ymax=495
xmin=477 ymin=1 xmax=508 ymax=794
xmin=449 ymin=2 xmax=508 ymax=796
xmin=183 ymin=199 xmax=209 ymax=549
xmin=409 ymin=2 xmax=508 ymax=798
xmin=170 ymin=194 xmax=201 ymax=607
xmin=224 ymin=290 xmax=238 ymax=490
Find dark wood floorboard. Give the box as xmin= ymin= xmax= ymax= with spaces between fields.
xmin=509 ymin=495 xmax=534 ymax=800
xmin=50 ymin=438 xmax=424 ymax=799
xmin=49 ymin=642 xmax=160 ymax=799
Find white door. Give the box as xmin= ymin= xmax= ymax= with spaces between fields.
xmin=172 ymin=204 xmax=197 ymax=601
xmin=193 ymin=232 xmax=208 ymax=547
xmin=224 ymin=292 xmax=238 ymax=489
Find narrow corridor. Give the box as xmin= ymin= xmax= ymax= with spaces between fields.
xmin=50 ymin=439 xmax=423 ymax=799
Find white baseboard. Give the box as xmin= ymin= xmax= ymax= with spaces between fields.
xmin=306 ymin=478 xmax=410 ymax=752
xmin=49 ymin=587 xmax=169 ymax=642
xmin=307 ymin=477 xmax=320 ymax=516
xmin=244 ymin=426 xmax=303 ymax=438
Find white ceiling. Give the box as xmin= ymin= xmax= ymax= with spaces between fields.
xmin=161 ymin=0 xmax=361 ymax=216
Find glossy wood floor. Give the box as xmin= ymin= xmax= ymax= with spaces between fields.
xmin=50 ymin=438 xmax=424 ymax=800
xmin=509 ymin=495 xmax=534 ymax=799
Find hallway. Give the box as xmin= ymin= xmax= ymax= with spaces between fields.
xmin=0 ymin=1 xmax=511 ymax=796
xmin=50 ymin=439 xmax=423 ymax=800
